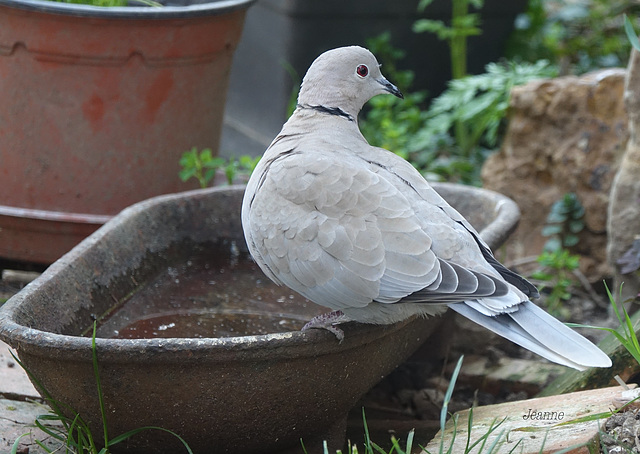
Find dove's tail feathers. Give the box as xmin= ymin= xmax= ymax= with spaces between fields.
xmin=449 ymin=300 xmax=611 ymax=371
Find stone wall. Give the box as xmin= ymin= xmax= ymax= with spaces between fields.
xmin=481 ymin=69 xmax=629 ymax=281
xmin=608 ymin=50 xmax=640 ymax=302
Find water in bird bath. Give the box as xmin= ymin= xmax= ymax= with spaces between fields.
xmin=95 ymin=242 xmax=322 ymax=339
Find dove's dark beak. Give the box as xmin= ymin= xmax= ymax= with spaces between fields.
xmin=379 ymin=77 xmax=404 ymax=99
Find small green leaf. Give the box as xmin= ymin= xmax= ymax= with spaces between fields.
xmin=178 ymin=167 xmax=197 ymax=182
xmin=198 ymin=148 xmax=214 ymax=163
xmin=568 ymin=219 xmax=584 ymax=233
xmin=417 ymin=0 xmax=435 ymax=12
xmin=202 ymin=157 xmax=225 ymax=169
xmin=203 ymin=168 xmax=216 ymax=185
xmin=563 ymin=234 xmax=579 ymax=247
xmin=541 ymin=224 xmax=563 ymax=237
xmin=11 ymin=434 xmax=30 ymax=454
xmin=531 ymin=271 xmax=553 ymax=281
xmin=625 ymin=14 xmax=640 ymax=52
xmin=546 ymin=210 xmax=567 ymax=224
xmin=543 ymin=237 xmax=562 ymax=252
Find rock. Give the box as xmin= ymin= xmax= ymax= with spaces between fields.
xmin=607 ymin=49 xmax=640 ymax=304
xmin=0 ymin=340 xmax=40 ymax=401
xmin=482 ymin=69 xmax=629 ymax=282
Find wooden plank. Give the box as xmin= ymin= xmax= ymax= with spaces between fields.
xmin=423 ymin=385 xmax=634 ymax=454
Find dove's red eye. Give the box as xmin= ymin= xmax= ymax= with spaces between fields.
xmin=356 ymin=64 xmax=369 ymax=78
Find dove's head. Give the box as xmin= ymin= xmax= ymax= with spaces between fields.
xmin=297 ymin=46 xmax=403 ymax=118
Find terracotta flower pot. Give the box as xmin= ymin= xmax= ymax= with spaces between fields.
xmin=0 ymin=0 xmax=255 ymax=266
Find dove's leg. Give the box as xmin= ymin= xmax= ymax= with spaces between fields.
xmin=302 ymin=310 xmax=347 ymax=341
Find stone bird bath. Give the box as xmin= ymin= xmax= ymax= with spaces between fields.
xmin=0 ymin=184 xmax=519 ymax=453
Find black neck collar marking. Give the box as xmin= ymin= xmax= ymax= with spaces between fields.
xmin=297 ymin=104 xmax=354 ymax=122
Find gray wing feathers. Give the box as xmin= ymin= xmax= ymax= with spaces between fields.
xmin=396 ymin=260 xmax=511 ymax=304
xmin=450 ymin=301 xmax=611 ymax=370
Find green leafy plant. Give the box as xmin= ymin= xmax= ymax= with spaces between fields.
xmin=10 ymin=322 xmax=193 ymax=454
xmin=179 ymin=147 xmax=224 ymax=188
xmin=222 ymin=155 xmax=261 ymax=185
xmin=507 ymin=0 xmax=640 ymax=74
xmin=541 ymin=192 xmax=585 ymax=252
xmin=360 ymin=31 xmax=555 ymax=185
xmin=571 ymin=283 xmax=640 ymax=365
xmin=531 ymin=193 xmax=584 ymax=318
xmin=413 ymin=59 xmax=556 ymax=156
xmin=179 ymin=147 xmax=260 ymax=188
xmin=531 ymin=249 xmax=580 ymax=318
xmin=528 ymin=193 xmax=585 ymax=317
xmin=407 ymin=60 xmax=557 ymax=185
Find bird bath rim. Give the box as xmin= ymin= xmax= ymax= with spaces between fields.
xmin=0 ymin=313 xmax=422 ymax=363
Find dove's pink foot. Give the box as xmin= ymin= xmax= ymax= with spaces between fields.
xmin=302 ymin=310 xmax=347 ymax=341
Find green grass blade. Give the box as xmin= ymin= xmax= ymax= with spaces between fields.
xmin=466 ymin=417 xmax=507 ymax=452
xmin=625 ymin=14 xmax=640 ymax=52
xmin=405 ymin=428 xmax=415 ymax=454
xmin=370 ymin=440 xmax=387 ymax=454
xmin=445 ymin=413 xmax=459 ymax=454
xmin=464 ymin=406 xmax=473 ymax=453
xmin=362 ymin=407 xmax=373 ymax=453
xmin=505 ymin=438 xmax=523 ymax=454
xmin=604 ymin=282 xmax=623 ymax=324
xmin=11 ymin=433 xmax=30 ymax=454
xmin=36 ymin=413 xmax=66 ymax=422
xmin=360 ymin=407 xmax=387 ymax=454
xmin=431 ymin=355 xmax=463 ymax=454
xmin=441 ymin=355 xmax=464 ymax=430
xmin=108 ymin=426 xmax=193 ymax=453
xmin=483 ymin=428 xmax=505 ymax=453
xmin=34 ymin=439 xmax=54 ymax=453
xmin=34 ymin=419 xmax=66 ymax=442
xmin=571 ymin=282 xmax=640 ymax=364
xmin=92 ymin=321 xmax=109 ymax=447
xmin=537 ymin=429 xmax=549 ymax=454
xmin=622 ymin=303 xmax=640 ymax=355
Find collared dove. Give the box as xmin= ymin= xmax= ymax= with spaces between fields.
xmin=241 ymin=46 xmax=611 ymax=371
